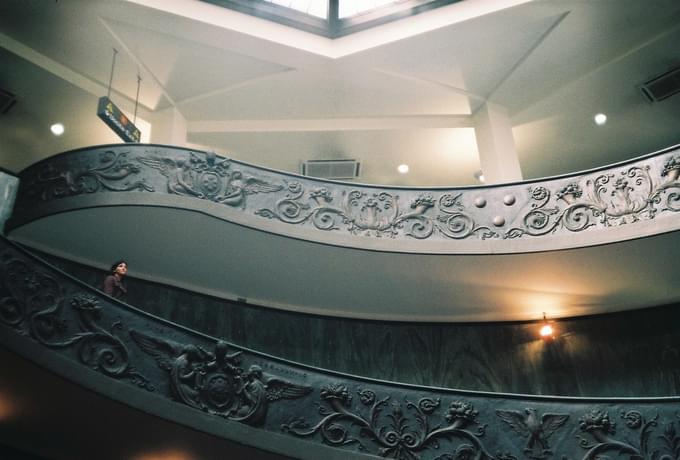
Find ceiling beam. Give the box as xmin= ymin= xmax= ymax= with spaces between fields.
xmin=0 ymin=31 xmax=152 ymax=116
xmin=188 ymin=115 xmax=473 ymax=132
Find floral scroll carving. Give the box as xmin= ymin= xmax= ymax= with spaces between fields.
xmin=138 ymin=151 xmax=283 ymax=208
xmin=436 ymin=193 xmax=497 ymax=240
xmin=131 ymin=330 xmax=311 ymax=426
xmin=12 ymin=146 xmax=680 ymax=248
xmin=577 ymin=409 xmax=667 ymax=460
xmin=283 ymin=384 xmax=492 ymax=459
xmin=0 ymin=253 xmax=151 ymax=389
xmin=256 ymin=182 xmax=437 ymax=238
xmin=24 ymin=150 xmax=153 ymax=201
xmin=256 ymin=182 xmax=495 ymax=240
xmin=5 ymin=238 xmax=680 ymax=460
xmin=506 ymin=157 xmax=680 ymax=238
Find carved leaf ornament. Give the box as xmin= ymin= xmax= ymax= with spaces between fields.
xmin=15 ymin=147 xmax=680 ymax=244
xmin=3 ymin=234 xmax=680 ymax=459
xmin=505 ymin=160 xmax=680 ymax=238
xmin=283 ymin=386 xmax=493 ymax=459
xmin=0 ymin=252 xmax=152 ymax=389
xmin=24 ymin=150 xmax=154 ymax=201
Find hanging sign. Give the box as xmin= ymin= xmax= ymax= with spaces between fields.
xmin=97 ymin=96 xmax=141 ymax=143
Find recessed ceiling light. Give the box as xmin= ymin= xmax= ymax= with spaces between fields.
xmin=50 ymin=123 xmax=65 ymax=136
xmin=473 ymin=170 xmax=485 ymax=183
xmin=594 ymin=113 xmax=607 ymax=125
xmin=398 ymin=164 xmax=409 ymax=174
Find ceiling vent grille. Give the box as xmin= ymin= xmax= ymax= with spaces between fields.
xmin=0 ymin=88 xmax=17 ymax=114
xmin=302 ymin=159 xmax=360 ymax=180
xmin=640 ymin=66 xmax=680 ymax=102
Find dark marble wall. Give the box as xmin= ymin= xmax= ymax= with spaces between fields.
xmin=41 ymin=251 xmax=680 ymax=398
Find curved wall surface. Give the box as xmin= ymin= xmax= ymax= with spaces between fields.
xmin=6 ymin=144 xmax=680 ymax=322
xmin=2 ymin=236 xmax=680 ymax=460
xmin=37 ymin=250 xmax=680 ymax=398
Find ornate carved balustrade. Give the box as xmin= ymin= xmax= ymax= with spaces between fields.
xmin=8 ymin=144 xmax=680 ymax=253
xmin=1 ymin=236 xmax=679 ymax=460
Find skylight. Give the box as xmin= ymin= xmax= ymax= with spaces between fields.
xmin=263 ymin=0 xmax=328 ymax=19
xmin=338 ymin=0 xmax=410 ymax=19
xmin=202 ymin=0 xmax=462 ymax=38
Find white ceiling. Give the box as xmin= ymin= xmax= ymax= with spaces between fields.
xmin=1 ymin=0 xmax=679 ymax=186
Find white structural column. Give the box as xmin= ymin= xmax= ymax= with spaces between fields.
xmin=473 ymin=102 xmax=522 ymax=184
xmin=150 ymin=106 xmax=188 ymax=146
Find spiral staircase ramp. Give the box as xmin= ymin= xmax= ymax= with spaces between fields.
xmin=6 ymin=143 xmax=680 ymax=322
xmin=1 ymin=144 xmax=680 ymax=459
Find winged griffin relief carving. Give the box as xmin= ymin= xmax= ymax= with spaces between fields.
xmin=130 ymin=330 xmax=311 ymax=425
xmin=138 ymin=151 xmax=283 ymax=208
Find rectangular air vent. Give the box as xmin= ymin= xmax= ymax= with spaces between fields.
xmin=640 ymin=66 xmax=680 ymax=102
xmin=302 ymin=159 xmax=360 ymax=180
xmin=0 ymin=88 xmax=17 ymax=114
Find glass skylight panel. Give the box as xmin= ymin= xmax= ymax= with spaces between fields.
xmin=263 ymin=0 xmax=328 ymax=18
xmin=338 ymin=0 xmax=408 ymax=18
xmin=202 ymin=0 xmax=460 ymax=37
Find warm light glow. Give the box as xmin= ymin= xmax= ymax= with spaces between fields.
xmin=594 ymin=113 xmax=607 ymax=125
xmin=398 ymin=164 xmax=409 ymax=174
xmin=539 ymin=324 xmax=554 ymax=337
xmin=131 ymin=450 xmax=196 ymax=460
xmin=50 ymin=123 xmax=65 ymax=136
xmin=0 ymin=392 xmax=16 ymax=420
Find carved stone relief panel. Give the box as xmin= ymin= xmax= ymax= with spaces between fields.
xmin=1 ymin=237 xmax=680 ymax=460
xmin=11 ymin=144 xmax=680 ymax=252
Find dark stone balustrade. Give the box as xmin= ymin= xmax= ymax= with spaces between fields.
xmin=1 ymin=236 xmax=679 ymax=460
